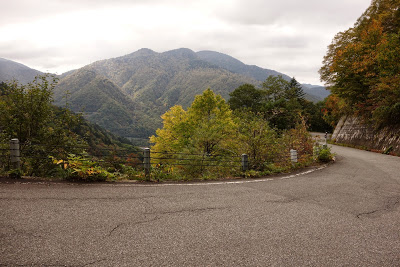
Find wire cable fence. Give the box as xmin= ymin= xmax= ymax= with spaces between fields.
xmin=1 ymin=138 xmax=312 ymax=180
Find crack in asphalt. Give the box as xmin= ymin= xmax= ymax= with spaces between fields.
xmin=272 ymin=198 xmax=298 ymax=204
xmin=356 ymin=197 xmax=400 ymax=219
xmin=106 ymin=223 xmax=125 ymax=237
xmin=104 ymin=207 xmax=227 ymax=238
xmin=104 ymin=216 xmax=161 ymax=238
xmin=146 ymin=206 xmax=227 ymax=215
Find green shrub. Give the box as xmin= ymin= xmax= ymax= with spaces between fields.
xmin=119 ymin=165 xmax=145 ymax=180
xmin=243 ymin=169 xmax=260 ymax=178
xmin=51 ymin=154 xmax=115 ymax=181
xmin=150 ymin=164 xmax=182 ymax=181
xmin=318 ymin=146 xmax=334 ymax=163
xmin=263 ymin=163 xmax=287 ymax=174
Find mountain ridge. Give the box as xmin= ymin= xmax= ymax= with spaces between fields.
xmin=0 ymin=58 xmax=43 ymax=84
xmin=1 ymin=49 xmax=330 ymax=142
xmin=196 ymin=50 xmax=291 ymax=82
xmin=55 ymin=48 xmax=259 ymax=139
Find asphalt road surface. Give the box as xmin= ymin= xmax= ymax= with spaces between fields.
xmin=1 ymin=145 xmax=400 ymax=266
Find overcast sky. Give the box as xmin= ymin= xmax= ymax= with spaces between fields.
xmin=1 ymin=0 xmax=371 ymax=85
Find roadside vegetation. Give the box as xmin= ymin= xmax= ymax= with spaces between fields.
xmin=0 ymin=76 xmax=141 ymax=181
xmin=149 ymin=78 xmax=332 ymax=180
xmin=1 ymin=75 xmax=333 ymax=182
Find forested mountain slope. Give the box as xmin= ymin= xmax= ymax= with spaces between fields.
xmin=196 ymin=50 xmax=291 ymax=82
xmin=55 ymin=48 xmax=258 ymax=139
xmin=1 ymin=49 xmax=328 ymax=142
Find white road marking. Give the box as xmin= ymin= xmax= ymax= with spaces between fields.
xmin=110 ymin=164 xmax=328 ymax=187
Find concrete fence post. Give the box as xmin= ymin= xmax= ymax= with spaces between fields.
xmin=324 ymin=131 xmax=328 ymax=146
xmin=10 ymin=138 xmax=20 ymax=170
xmin=313 ymin=144 xmax=321 ymax=159
xmin=290 ymin=149 xmax=298 ymax=163
xmin=143 ymin=148 xmax=151 ymax=180
xmin=242 ymin=154 xmax=248 ymax=172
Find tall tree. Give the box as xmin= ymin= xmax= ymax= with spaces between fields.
xmin=151 ymin=89 xmax=238 ymax=156
xmin=286 ymin=78 xmax=305 ymax=102
xmin=261 ymin=75 xmax=289 ymax=102
xmin=187 ymin=89 xmax=237 ymax=155
xmin=1 ymin=77 xmax=54 ymax=143
xmin=0 ymin=75 xmax=84 ymax=175
xmin=235 ymin=111 xmax=278 ymax=169
xmin=228 ymin=76 xmax=321 ymax=131
xmin=320 ymin=0 xmax=400 ymax=127
xmin=261 ymin=76 xmax=305 ymax=130
xmin=228 ymin=83 xmax=263 ymax=112
xmin=149 ymin=105 xmax=188 ymax=153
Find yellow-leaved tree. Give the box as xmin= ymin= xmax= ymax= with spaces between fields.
xmin=150 ymin=89 xmax=239 ymax=177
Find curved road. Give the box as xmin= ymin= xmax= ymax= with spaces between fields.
xmin=1 ymin=145 xmax=400 ymax=266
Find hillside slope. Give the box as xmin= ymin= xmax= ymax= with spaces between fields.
xmin=55 ymin=48 xmax=258 ymax=139
xmin=54 ymin=67 xmax=154 ymax=139
xmin=302 ymin=84 xmax=330 ymax=100
xmin=197 ymin=50 xmax=328 ymax=102
xmin=0 ymin=58 xmax=43 ymax=84
xmin=197 ymin=50 xmax=291 ymax=82
xmin=89 ymin=48 xmax=258 ymax=107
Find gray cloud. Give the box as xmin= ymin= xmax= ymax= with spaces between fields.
xmin=0 ymin=41 xmax=55 ymax=61
xmin=0 ymin=0 xmax=201 ymax=24
xmin=219 ymin=0 xmax=370 ymax=27
xmin=0 ymin=0 xmax=372 ymax=84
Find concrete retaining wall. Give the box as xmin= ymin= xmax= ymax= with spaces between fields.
xmin=332 ymin=115 xmax=400 ymax=155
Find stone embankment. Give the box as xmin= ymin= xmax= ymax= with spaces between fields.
xmin=332 ymin=115 xmax=400 ymax=155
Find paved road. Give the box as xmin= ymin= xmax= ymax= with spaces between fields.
xmin=1 ymin=145 xmax=400 ymax=266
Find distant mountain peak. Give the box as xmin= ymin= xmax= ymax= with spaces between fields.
xmin=163 ymin=48 xmax=197 ymax=58
xmin=197 ymin=50 xmax=245 ymax=65
xmin=0 ymin=57 xmax=36 ymax=69
xmin=0 ymin=58 xmax=43 ymax=84
xmin=137 ymin=48 xmax=156 ymax=54
xmin=124 ymin=48 xmax=157 ymax=58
